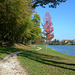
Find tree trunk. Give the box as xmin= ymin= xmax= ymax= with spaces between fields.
xmin=46 ymin=40 xmax=47 ymax=53
xmin=0 ymin=41 xmax=3 ymax=46
xmin=21 ymin=37 xmax=24 ymax=44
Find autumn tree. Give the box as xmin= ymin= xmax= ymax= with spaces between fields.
xmin=0 ymin=0 xmax=34 ymax=45
xmin=42 ymin=12 xmax=54 ymax=52
xmin=35 ymin=39 xmax=42 ymax=44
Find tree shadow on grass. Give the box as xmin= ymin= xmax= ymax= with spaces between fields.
xmin=0 ymin=47 xmax=27 ymax=61
xmin=18 ymin=51 xmax=75 ymax=71
xmin=0 ymin=47 xmax=25 ymax=55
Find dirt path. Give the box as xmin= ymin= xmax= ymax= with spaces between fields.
xmin=0 ymin=47 xmax=42 ymax=75
xmin=36 ymin=47 xmax=42 ymax=50
xmin=0 ymin=51 xmax=28 ymax=75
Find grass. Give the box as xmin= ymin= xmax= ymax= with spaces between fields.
xmin=0 ymin=46 xmax=20 ymax=60
xmin=0 ymin=43 xmax=37 ymax=60
xmin=18 ymin=46 xmax=75 ymax=75
xmin=0 ymin=44 xmax=75 ymax=75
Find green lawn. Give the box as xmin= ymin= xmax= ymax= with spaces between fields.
xmin=0 ymin=46 xmax=21 ymax=60
xmin=0 ymin=44 xmax=37 ymax=61
xmin=18 ymin=46 xmax=75 ymax=75
xmin=0 ymin=44 xmax=75 ymax=75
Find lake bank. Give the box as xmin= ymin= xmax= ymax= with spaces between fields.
xmin=0 ymin=44 xmax=75 ymax=75
xmin=18 ymin=46 xmax=75 ymax=75
xmin=38 ymin=45 xmax=75 ymax=56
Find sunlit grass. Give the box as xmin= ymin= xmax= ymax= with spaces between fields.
xmin=0 ymin=44 xmax=75 ymax=75
xmin=18 ymin=46 xmax=75 ymax=75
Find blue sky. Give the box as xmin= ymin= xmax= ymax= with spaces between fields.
xmin=35 ymin=0 xmax=75 ymax=41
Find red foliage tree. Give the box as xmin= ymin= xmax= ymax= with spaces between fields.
xmin=36 ymin=39 xmax=42 ymax=44
xmin=42 ymin=12 xmax=54 ymax=52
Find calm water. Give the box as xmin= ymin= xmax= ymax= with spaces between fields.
xmin=40 ymin=45 xmax=75 ymax=56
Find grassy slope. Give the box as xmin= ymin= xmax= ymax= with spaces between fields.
xmin=0 ymin=46 xmax=21 ymax=60
xmin=0 ymin=44 xmax=37 ymax=60
xmin=18 ymin=46 xmax=75 ymax=75
xmin=0 ymin=44 xmax=75 ymax=75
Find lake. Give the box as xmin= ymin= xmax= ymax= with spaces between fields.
xmin=40 ymin=45 xmax=75 ymax=56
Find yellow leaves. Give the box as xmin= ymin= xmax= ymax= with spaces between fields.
xmin=0 ymin=2 xmax=3 ymax=7
xmin=0 ymin=2 xmax=3 ymax=11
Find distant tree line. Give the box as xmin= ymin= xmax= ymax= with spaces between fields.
xmin=35 ymin=39 xmax=75 ymax=45
xmin=47 ymin=39 xmax=75 ymax=45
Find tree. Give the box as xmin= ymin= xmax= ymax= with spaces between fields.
xmin=0 ymin=0 xmax=34 ymax=45
xmin=35 ymin=39 xmax=42 ymax=44
xmin=31 ymin=0 xmax=67 ymax=8
xmin=42 ymin=12 xmax=54 ymax=52
xmin=21 ymin=13 xmax=41 ymax=45
xmin=31 ymin=13 xmax=41 ymax=44
xmin=0 ymin=0 xmax=43 ymax=46
xmin=0 ymin=0 xmax=33 ymax=43
xmin=32 ymin=14 xmax=40 ymax=27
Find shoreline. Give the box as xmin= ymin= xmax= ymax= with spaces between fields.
xmin=38 ymin=45 xmax=75 ymax=56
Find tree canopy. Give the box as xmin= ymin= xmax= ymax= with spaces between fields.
xmin=31 ymin=0 xmax=67 ymax=8
xmin=0 ymin=0 xmax=41 ymax=45
xmin=42 ymin=12 xmax=54 ymax=41
xmin=0 ymin=0 xmax=67 ymax=46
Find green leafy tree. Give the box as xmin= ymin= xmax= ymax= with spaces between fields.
xmin=0 ymin=0 xmax=33 ymax=45
xmin=31 ymin=13 xmax=41 ymax=44
xmin=32 ymin=14 xmax=40 ymax=27
xmin=32 ymin=0 xmax=67 ymax=8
